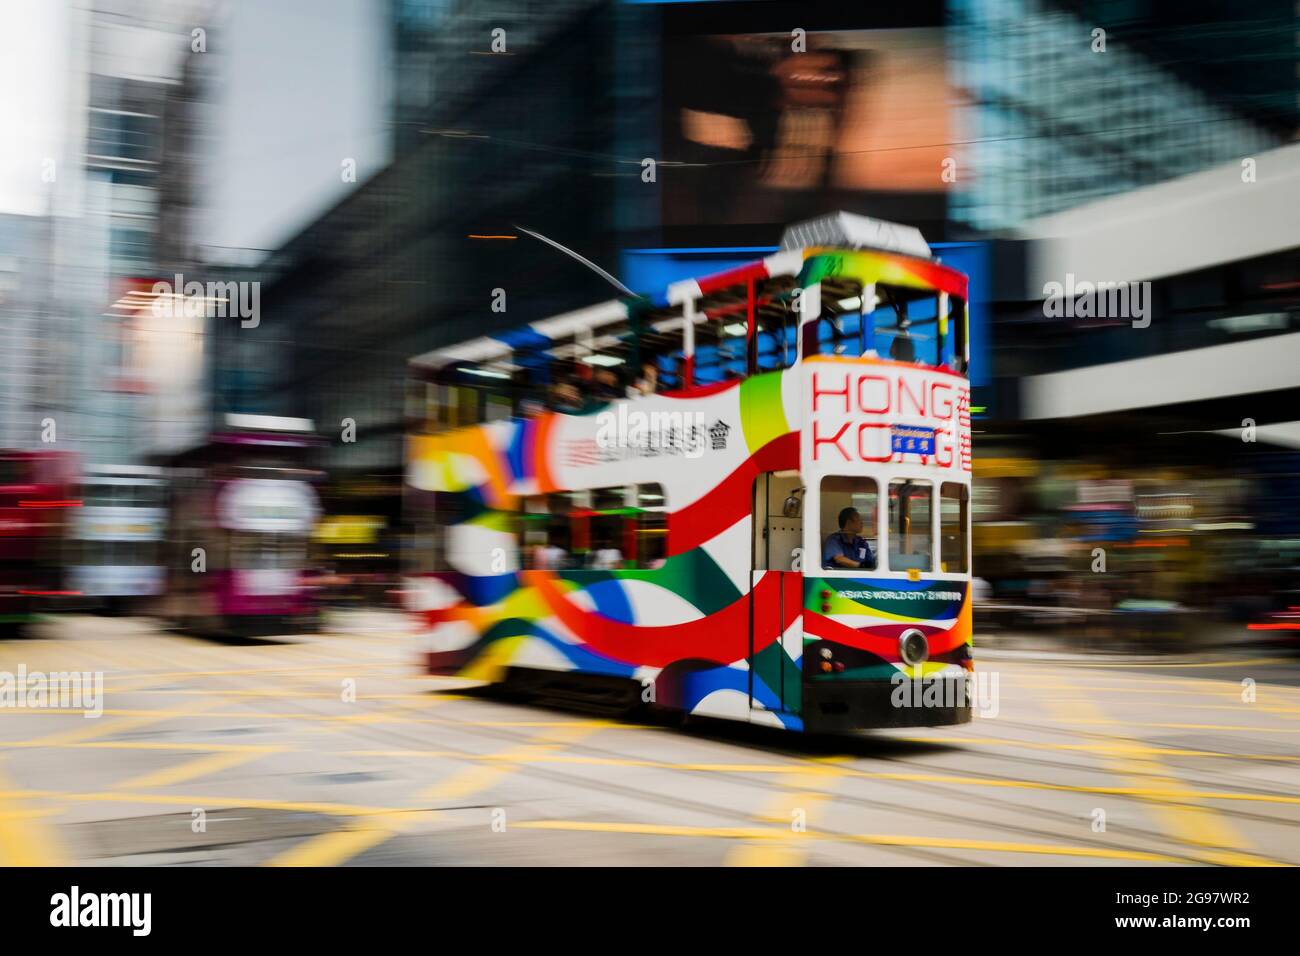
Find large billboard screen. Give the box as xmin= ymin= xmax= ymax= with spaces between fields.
xmin=661 ymin=27 xmax=954 ymax=234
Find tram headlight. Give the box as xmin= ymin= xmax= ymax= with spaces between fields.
xmin=898 ymin=628 xmax=929 ymax=667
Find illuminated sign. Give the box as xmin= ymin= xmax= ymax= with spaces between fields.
xmin=803 ymin=363 xmax=971 ymax=473
xmin=891 ymin=425 xmax=935 ymax=456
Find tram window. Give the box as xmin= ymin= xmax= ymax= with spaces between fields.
xmin=115 ymin=540 xmax=153 ymax=567
xmin=544 ymin=361 xmax=586 ymax=413
xmin=547 ymin=326 xmax=628 ymax=409
xmin=442 ymin=384 xmax=478 ymax=428
xmin=406 ymin=499 xmax=450 ymax=573
xmin=640 ymin=318 xmax=685 ymax=394
xmin=693 ymin=321 xmax=746 ymax=385
xmin=636 ymin=483 xmax=667 ymax=567
xmin=406 ymin=378 xmax=439 ymax=430
xmin=863 ymin=286 xmax=941 ymax=367
xmin=574 ymin=318 xmax=636 ymax=402
xmin=520 ymin=487 xmax=666 ymax=570
xmin=546 ymin=491 xmax=586 ymax=567
xmin=230 ymin=532 xmax=254 ymax=570
xmin=816 ymin=310 xmax=865 ymax=356
xmin=580 ymin=355 xmax=630 ymax=403
xmin=518 ymin=493 xmax=577 ymax=570
xmin=519 ymin=496 xmax=549 ymax=569
xmin=753 ymin=305 xmax=796 ymax=373
xmin=944 ymin=296 xmax=968 ymax=374
xmin=231 ymin=533 xmax=303 ymax=570
xmin=588 ymin=487 xmax=630 ymax=569
xmin=126 ymin=484 xmax=160 ymax=508
xmin=940 ymin=482 xmax=969 ymax=574
xmin=798 ymin=280 xmax=864 ymax=359
xmin=888 ymin=479 xmax=933 ymax=572
xmin=484 ymin=392 xmax=512 ymax=422
xmin=406 ymin=379 xmax=425 ymax=427
xmin=81 ymin=484 xmax=114 ymax=507
xmin=818 ymin=476 xmax=879 ymax=571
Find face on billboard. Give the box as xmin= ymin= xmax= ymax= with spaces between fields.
xmin=662 ymin=28 xmax=952 ymax=228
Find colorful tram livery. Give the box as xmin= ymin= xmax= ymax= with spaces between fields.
xmin=161 ymin=415 xmax=322 ymax=637
xmin=405 ymin=213 xmax=974 ymax=733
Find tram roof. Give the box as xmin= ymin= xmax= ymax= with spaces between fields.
xmin=410 ymin=214 xmax=965 ymax=374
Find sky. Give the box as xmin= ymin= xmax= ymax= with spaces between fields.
xmin=0 ymin=0 xmax=70 ymax=217
xmin=202 ymin=0 xmax=391 ymax=258
xmin=0 ymin=0 xmax=390 ymax=259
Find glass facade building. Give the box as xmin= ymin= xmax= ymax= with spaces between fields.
xmin=950 ymin=0 xmax=1288 ymax=230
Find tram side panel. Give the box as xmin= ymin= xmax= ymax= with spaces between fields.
xmin=406 ymin=370 xmax=808 ymax=729
xmin=406 ymin=361 xmax=974 ymax=732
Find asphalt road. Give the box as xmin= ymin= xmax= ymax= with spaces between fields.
xmin=1 ymin=611 xmax=1298 ymax=866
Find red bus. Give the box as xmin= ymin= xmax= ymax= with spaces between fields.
xmin=0 ymin=450 xmax=80 ymax=634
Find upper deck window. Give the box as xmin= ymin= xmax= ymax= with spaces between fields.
xmin=800 ymin=269 xmax=967 ymax=374
xmin=752 ymin=302 xmax=797 ymax=373
xmin=806 ymin=282 xmax=964 ymax=374
xmin=692 ymin=319 xmax=747 ymax=385
xmin=869 ymin=287 xmax=940 ymax=365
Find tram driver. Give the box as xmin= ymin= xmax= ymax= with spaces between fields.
xmin=822 ymin=506 xmax=876 ymax=571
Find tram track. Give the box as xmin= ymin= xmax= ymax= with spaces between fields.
xmin=165 ymin=661 xmax=1243 ymax=865
xmin=30 ymin=621 xmax=1300 ymax=865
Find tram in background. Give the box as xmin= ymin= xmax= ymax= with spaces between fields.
xmin=68 ymin=465 xmax=166 ymax=612
xmin=161 ymin=415 xmax=322 ymax=637
xmin=404 ymin=212 xmax=973 ymax=733
xmin=0 ymin=449 xmax=79 ymax=634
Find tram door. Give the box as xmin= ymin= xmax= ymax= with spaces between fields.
xmin=750 ymin=471 xmax=804 ymax=715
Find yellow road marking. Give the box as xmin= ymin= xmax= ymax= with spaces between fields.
xmin=2 ymin=739 xmax=283 ymax=754
xmin=727 ymin=757 xmax=850 ymax=867
xmin=124 ymin=688 xmax=465 ymax=702
xmin=0 ymin=788 xmax=399 ymax=818
xmin=13 ymin=737 xmax=1295 ymax=807
xmin=419 ymin=722 xmax=603 ymax=803
xmin=998 ymin=656 xmax=1286 ymax=671
xmin=0 ymin=707 xmax=641 ymax=730
xmin=1036 ymin=680 xmax=1276 ymax=867
xmin=999 ymin=696 xmax=1300 ymax=719
xmin=262 ymin=702 xmax=606 ymax=867
xmin=2 ymin=699 xmax=227 ymax=752
xmin=723 ymin=842 xmax=809 ymax=867
xmin=264 ymin=817 xmax=407 ymax=868
xmin=0 ymin=760 xmax=68 ymax=866
xmin=900 ymin=735 xmax=1300 ymax=761
xmin=1039 ymin=718 xmax=1300 ymax=733
xmin=115 ymin=749 xmax=278 ymax=790
xmin=97 ymin=660 xmax=415 ymax=682
xmin=514 ymin=820 xmax=1185 ymax=863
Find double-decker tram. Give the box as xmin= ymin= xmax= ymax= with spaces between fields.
xmin=68 ymin=465 xmax=166 ymax=611
xmin=404 ymin=213 xmax=973 ymax=732
xmin=161 ymin=415 xmax=322 ymax=637
xmin=0 ymin=450 xmax=79 ymax=634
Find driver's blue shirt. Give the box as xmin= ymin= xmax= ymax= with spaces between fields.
xmin=822 ymin=532 xmax=874 ymax=570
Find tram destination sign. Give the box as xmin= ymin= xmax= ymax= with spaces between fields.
xmin=804 ymin=363 xmax=971 ymax=474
